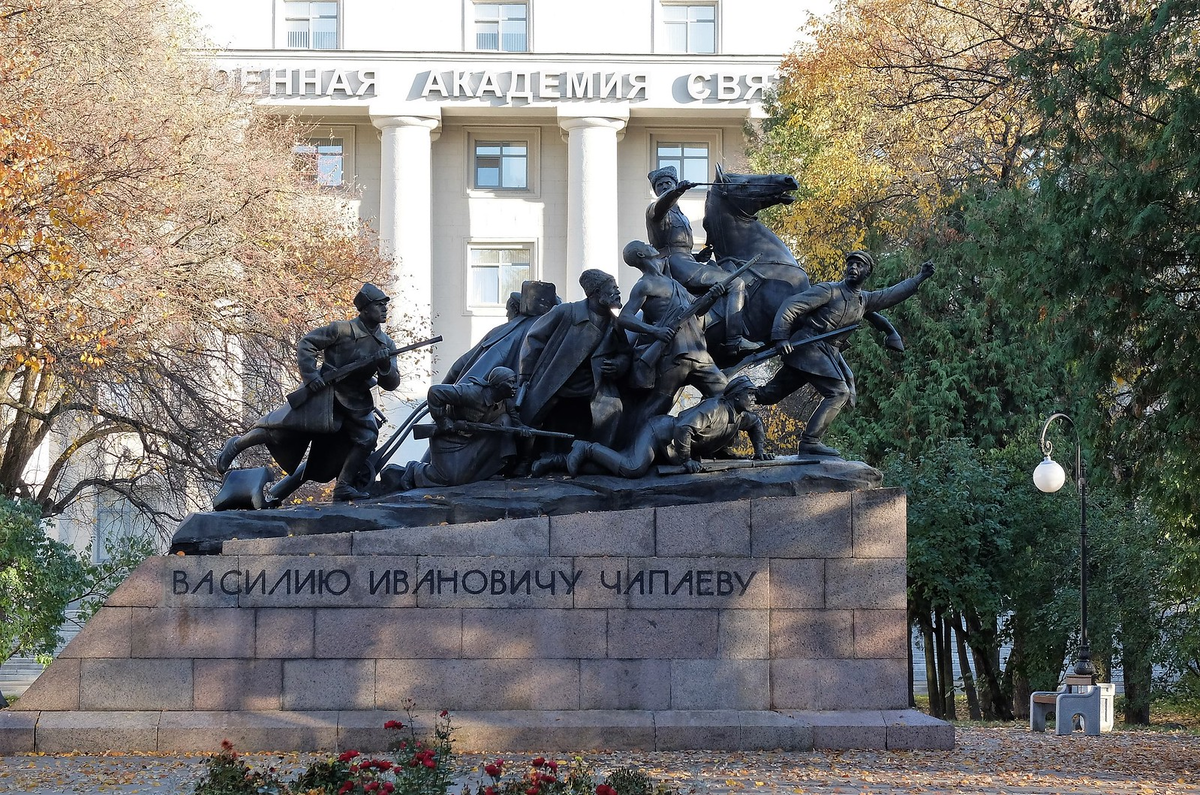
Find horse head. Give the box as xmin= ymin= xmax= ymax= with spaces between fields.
xmin=708 ymin=163 xmax=799 ymax=219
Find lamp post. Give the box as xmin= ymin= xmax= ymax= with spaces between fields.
xmin=1032 ymin=412 xmax=1096 ymax=679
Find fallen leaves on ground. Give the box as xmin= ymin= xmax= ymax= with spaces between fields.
xmin=0 ymin=726 xmax=1198 ymax=794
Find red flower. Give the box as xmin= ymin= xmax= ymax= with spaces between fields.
xmin=547 ymin=760 xmax=558 ymax=773
xmin=596 ymin=786 xmax=617 ymax=795
xmin=424 ymin=758 xmax=436 ymax=768
xmin=532 ymin=757 xmax=545 ymax=768
xmin=484 ymin=788 xmax=496 ymax=795
xmin=338 ymin=750 xmax=361 ymax=763
xmin=383 ymin=720 xmax=404 ymax=730
xmin=525 ymin=787 xmax=540 ymax=795
xmin=364 ymin=783 xmax=379 ymax=792
xmin=382 ymin=784 xmax=395 ymax=794
xmin=439 ymin=709 xmax=449 ymax=717
xmin=338 ymin=783 xmax=354 ymax=795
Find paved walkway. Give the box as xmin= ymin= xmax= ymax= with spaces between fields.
xmin=1 ymin=726 xmax=1198 ymax=794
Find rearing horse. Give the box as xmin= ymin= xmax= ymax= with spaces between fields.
xmin=700 ymin=164 xmax=811 ymax=367
xmin=700 ymin=164 xmax=905 ymax=373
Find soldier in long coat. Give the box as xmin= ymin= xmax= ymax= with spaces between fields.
xmin=442 ymin=281 xmax=558 ymax=385
xmin=216 ymin=283 xmax=402 ymax=501
xmin=757 ymin=251 xmax=934 ymax=456
xmin=517 ymin=269 xmax=630 ymax=447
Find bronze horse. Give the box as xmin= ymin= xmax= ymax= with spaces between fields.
xmin=697 ymin=165 xmax=901 ymax=370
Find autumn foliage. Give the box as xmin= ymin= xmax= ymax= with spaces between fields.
xmin=1 ymin=0 xmax=401 ymax=530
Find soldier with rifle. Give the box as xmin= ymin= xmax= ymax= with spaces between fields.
xmin=215 ymin=283 xmax=437 ymax=502
xmin=389 ymin=366 xmax=552 ymax=490
xmin=617 ymin=240 xmax=754 ymax=421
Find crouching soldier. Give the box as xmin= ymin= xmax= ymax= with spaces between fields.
xmin=560 ymin=375 xmax=771 ymax=478
xmin=391 ymin=366 xmax=535 ymax=489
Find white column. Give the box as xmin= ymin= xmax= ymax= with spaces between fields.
xmin=558 ymin=113 xmax=627 ymax=299
xmin=371 ymin=113 xmax=440 ymax=401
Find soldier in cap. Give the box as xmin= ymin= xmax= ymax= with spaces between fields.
xmin=546 ymin=375 xmax=771 ymax=479
xmin=216 ymin=282 xmax=403 ymax=501
xmin=645 ymin=165 xmax=755 ymax=357
xmin=758 ymin=251 xmax=934 ymax=457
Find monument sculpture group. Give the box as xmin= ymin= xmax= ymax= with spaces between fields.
xmin=0 ymin=164 xmax=952 ymax=756
xmin=214 ymin=164 xmax=934 ymax=503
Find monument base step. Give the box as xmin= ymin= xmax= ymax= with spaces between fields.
xmin=0 ymin=708 xmax=952 ymax=755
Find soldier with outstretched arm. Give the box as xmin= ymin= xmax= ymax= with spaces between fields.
xmin=756 ymin=251 xmax=935 ymax=457
xmin=645 ymin=166 xmax=756 ymax=356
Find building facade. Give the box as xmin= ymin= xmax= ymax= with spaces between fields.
xmin=192 ymin=0 xmax=827 ymax=380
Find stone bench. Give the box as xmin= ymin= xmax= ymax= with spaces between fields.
xmin=1030 ymin=674 xmax=1115 ymax=735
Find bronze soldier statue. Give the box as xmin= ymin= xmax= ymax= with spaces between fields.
xmin=516 ymin=269 xmax=630 ymax=448
xmin=645 ymin=165 xmax=755 ymax=356
xmin=391 ymin=366 xmax=536 ymax=489
xmin=443 ymin=281 xmax=558 ymax=385
xmin=617 ymin=240 xmax=727 ymax=420
xmin=215 ymin=283 xmax=403 ymax=501
xmin=757 ymin=251 xmax=935 ymax=457
xmin=561 ymin=375 xmax=771 ymax=478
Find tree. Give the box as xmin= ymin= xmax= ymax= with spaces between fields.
xmin=1 ymin=0 xmax=408 ymax=535
xmin=0 ymin=496 xmax=83 ymax=706
xmin=750 ymin=0 xmax=1200 ymax=721
xmin=997 ymin=0 xmax=1200 ymax=529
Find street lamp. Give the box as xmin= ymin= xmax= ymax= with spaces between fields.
xmin=1032 ymin=412 xmax=1096 ymax=679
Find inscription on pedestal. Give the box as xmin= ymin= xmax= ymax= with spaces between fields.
xmin=167 ymin=560 xmax=763 ymax=607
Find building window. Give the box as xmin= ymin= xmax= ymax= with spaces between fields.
xmin=295 ymin=138 xmax=344 ymax=186
xmin=474 ymin=142 xmax=528 ymax=190
xmin=469 ymin=246 xmax=532 ymax=306
xmin=475 ymin=2 xmax=527 ymax=52
xmin=294 ymin=126 xmax=355 ymax=187
xmin=663 ymin=3 xmax=716 ymax=53
xmin=656 ymin=141 xmax=710 ymax=185
xmin=284 ymin=1 xmax=338 ymax=49
xmin=466 ymin=128 xmax=539 ymax=197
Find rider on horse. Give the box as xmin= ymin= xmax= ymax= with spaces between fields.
xmin=645 ymin=165 xmax=757 ymax=357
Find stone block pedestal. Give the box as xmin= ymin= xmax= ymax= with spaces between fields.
xmin=1 ymin=488 xmax=953 ymax=753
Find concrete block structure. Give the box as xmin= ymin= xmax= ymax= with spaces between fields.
xmin=0 ymin=489 xmax=953 ymax=752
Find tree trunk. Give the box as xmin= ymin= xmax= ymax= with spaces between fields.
xmin=921 ymin=615 xmax=942 ymax=719
xmin=967 ymin=611 xmax=1012 ymax=720
xmin=937 ymin=611 xmax=957 ymax=720
xmin=1124 ymin=659 xmax=1152 ymax=725
xmin=956 ymin=613 xmax=982 ymax=720
xmin=1009 ymin=631 xmax=1030 ymax=721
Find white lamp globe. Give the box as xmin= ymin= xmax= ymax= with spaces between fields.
xmin=1033 ymin=456 xmax=1067 ymax=493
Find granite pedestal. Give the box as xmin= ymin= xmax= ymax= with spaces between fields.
xmin=1 ymin=483 xmax=952 ymax=753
